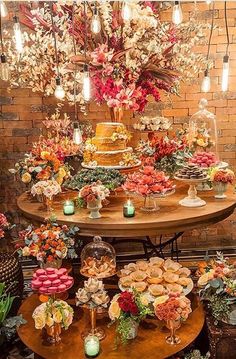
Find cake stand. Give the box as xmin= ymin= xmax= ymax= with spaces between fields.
xmin=174 ymin=177 xmax=209 ymax=207
xmin=81 ymin=160 xmax=141 ymax=170
xmin=127 ymin=188 xmax=175 ymax=212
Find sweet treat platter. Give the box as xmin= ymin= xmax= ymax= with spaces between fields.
xmin=175 ymin=163 xmax=207 ymax=180
xmin=118 ymin=258 xmax=193 ymax=301
xmin=81 ymin=160 xmax=141 ymax=170
xmin=80 ymin=255 xmax=116 ymax=279
xmin=31 ymin=267 xmax=74 ymax=295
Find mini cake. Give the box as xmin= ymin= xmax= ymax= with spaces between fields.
xmin=175 ymin=163 xmax=207 ymax=180
xmin=83 ymin=122 xmax=138 ymax=168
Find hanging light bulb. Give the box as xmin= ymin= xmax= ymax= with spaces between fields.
xmin=201 ymin=69 xmax=211 ymax=93
xmin=13 ymin=16 xmax=24 ymax=53
xmin=121 ymin=1 xmax=132 ymax=22
xmin=172 ymin=1 xmax=183 ymax=25
xmin=54 ymin=77 xmax=65 ymax=100
xmin=91 ymin=6 xmax=101 ymax=34
xmin=206 ymin=0 xmax=212 ymax=4
xmin=0 ymin=1 xmax=8 ymax=18
xmin=83 ymin=64 xmax=91 ymax=102
xmin=222 ymin=55 xmax=229 ymax=92
xmin=0 ymin=54 xmax=10 ymax=81
xmin=73 ymin=122 xmax=83 ymax=145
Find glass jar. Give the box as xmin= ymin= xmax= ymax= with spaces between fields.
xmin=188 ymin=98 xmax=218 ymax=159
xmin=80 ymin=236 xmax=116 ymax=278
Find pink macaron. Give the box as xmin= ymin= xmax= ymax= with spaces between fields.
xmin=39 ymin=286 xmax=49 ymax=294
xmin=43 ymin=280 xmax=51 ymax=287
xmin=64 ymin=280 xmax=73 ymax=288
xmin=57 ymin=284 xmax=66 ymax=292
xmin=60 ymin=275 xmax=68 ymax=282
xmin=36 ymin=269 xmax=46 ymax=276
xmin=45 ymin=268 xmax=55 ymax=274
xmin=51 ymin=279 xmax=61 ymax=286
xmin=38 ymin=275 xmax=48 ymax=281
xmin=31 ymin=280 xmax=42 ymax=289
xmin=33 ymin=273 xmax=38 ymax=280
xmin=48 ymin=286 xmax=58 ymax=294
xmin=47 ymin=274 xmax=58 ymax=281
xmin=57 ymin=268 xmax=67 ymax=276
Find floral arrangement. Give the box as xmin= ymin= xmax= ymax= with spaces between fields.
xmin=136 ymin=133 xmax=192 ymax=176
xmin=210 ymin=168 xmax=235 ymax=184
xmin=154 ymin=293 xmax=192 ymax=322
xmin=31 ymin=179 xmax=61 ymax=200
xmin=133 ymin=116 xmax=171 ymax=132
xmin=78 ymin=181 xmax=110 ymax=206
xmin=197 ymin=252 xmax=236 ymax=323
xmin=0 ymin=213 xmax=10 ymax=239
xmin=108 ymin=290 xmax=153 ymax=344
xmin=17 ymin=222 xmax=79 ymax=263
xmin=76 ymin=278 xmax=109 ymax=308
xmin=65 ymin=168 xmax=125 ymax=192
xmin=123 ymin=166 xmax=175 ymax=197
xmin=5 ymin=2 xmax=209 ymax=110
xmin=32 ymin=299 xmax=73 ymax=330
xmin=111 ymin=127 xmax=131 ymax=142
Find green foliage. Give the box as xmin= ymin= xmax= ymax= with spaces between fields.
xmin=0 ymin=283 xmax=15 ymax=325
xmin=184 ymin=349 xmax=210 ymax=359
xmin=65 ymin=168 xmax=125 ymax=191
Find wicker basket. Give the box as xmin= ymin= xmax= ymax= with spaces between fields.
xmin=0 ymin=252 xmax=24 ymax=299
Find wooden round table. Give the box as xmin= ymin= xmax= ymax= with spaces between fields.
xmin=17 ymin=294 xmax=205 ymax=359
xmin=17 ymin=186 xmax=236 ymax=238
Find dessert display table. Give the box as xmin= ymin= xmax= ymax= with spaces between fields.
xmin=18 ymin=294 xmax=204 ymax=359
xmin=17 ymin=185 xmax=236 ymax=238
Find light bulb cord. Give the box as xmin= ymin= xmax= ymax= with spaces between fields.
xmin=50 ymin=2 xmax=60 ymax=78
xmin=206 ymin=2 xmax=215 ymax=62
xmin=224 ymin=1 xmax=229 ymax=55
xmin=0 ymin=5 xmax=4 ymax=53
xmin=72 ymin=0 xmax=78 ymax=121
xmin=83 ymin=0 xmax=88 ymax=62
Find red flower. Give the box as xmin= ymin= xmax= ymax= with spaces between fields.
xmin=118 ymin=291 xmax=139 ymax=316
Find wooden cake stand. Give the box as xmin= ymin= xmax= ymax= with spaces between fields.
xmin=17 ymin=293 xmax=204 ymax=359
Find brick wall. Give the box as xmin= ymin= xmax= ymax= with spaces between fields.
xmin=1 ymin=1 xmax=236 ymax=250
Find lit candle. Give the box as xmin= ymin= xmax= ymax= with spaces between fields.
xmin=63 ymin=200 xmax=75 ymax=215
xmin=84 ymin=335 xmax=100 ymax=357
xmin=123 ymin=199 xmax=135 ymax=218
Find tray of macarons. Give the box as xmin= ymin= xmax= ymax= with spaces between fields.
xmin=31 ymin=267 xmax=74 ymax=295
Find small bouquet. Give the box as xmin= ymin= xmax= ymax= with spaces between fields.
xmin=17 ymin=221 xmax=79 ymax=263
xmin=78 ymin=180 xmax=110 ymax=206
xmin=0 ymin=213 xmax=10 ymax=239
xmin=108 ymin=290 xmax=153 ymax=344
xmin=123 ymin=166 xmax=174 ymax=197
xmin=133 ymin=116 xmax=171 ymax=132
xmin=76 ymin=278 xmax=109 ymax=308
xmin=210 ymin=168 xmax=235 ymax=184
xmin=154 ymin=293 xmax=192 ymax=322
xmin=31 ymin=179 xmax=61 ymax=200
xmin=197 ymin=252 xmax=236 ymax=323
xmin=32 ymin=299 xmax=73 ymax=330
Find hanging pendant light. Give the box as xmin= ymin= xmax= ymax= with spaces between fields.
xmin=201 ymin=69 xmax=211 ymax=93
xmin=172 ymin=1 xmax=183 ymax=25
xmin=83 ymin=63 xmax=91 ymax=102
xmin=0 ymin=53 xmax=9 ymax=81
xmin=206 ymin=0 xmax=212 ymax=4
xmin=91 ymin=6 xmax=101 ymax=34
xmin=54 ymin=77 xmax=65 ymax=100
xmin=13 ymin=16 xmax=24 ymax=53
xmin=121 ymin=1 xmax=132 ymax=22
xmin=73 ymin=122 xmax=83 ymax=145
xmin=0 ymin=1 xmax=8 ymax=18
xmin=201 ymin=2 xmax=214 ymax=93
xmin=222 ymin=55 xmax=229 ymax=92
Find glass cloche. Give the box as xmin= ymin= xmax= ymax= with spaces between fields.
xmin=188 ymin=98 xmax=219 ymax=160
xmin=80 ymin=236 xmax=116 ymax=279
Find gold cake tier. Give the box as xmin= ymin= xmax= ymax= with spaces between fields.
xmin=96 ymin=122 xmax=125 ymax=137
xmin=91 ymin=136 xmax=126 ymax=151
xmin=92 ymin=148 xmax=133 ymax=166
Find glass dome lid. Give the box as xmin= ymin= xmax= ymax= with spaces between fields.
xmin=80 ymin=236 xmax=116 ymax=279
xmin=188 ymin=98 xmax=219 ymax=159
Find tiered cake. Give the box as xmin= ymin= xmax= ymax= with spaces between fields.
xmin=83 ymin=122 xmax=138 ymax=168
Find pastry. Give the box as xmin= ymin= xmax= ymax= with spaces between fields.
xmin=163 ymin=259 xmax=182 ymax=272
xmin=81 ymin=256 xmax=116 ymax=278
xmin=165 ymin=283 xmax=183 ymax=294
xmin=175 ymin=163 xmax=207 ymax=180
xmin=177 ymin=277 xmax=192 ymax=287
xmin=163 ymin=271 xmax=179 ymax=284
xmin=117 ymin=269 xmax=132 ymax=278
xmin=131 ymin=281 xmax=147 ymax=293
xmin=149 ymin=257 xmax=164 ymax=267
xmin=124 ymin=263 xmax=137 ymax=272
xmin=147 ymin=267 xmax=163 ymax=284
xmin=177 ymin=267 xmax=191 ymax=277
xmin=136 ymin=260 xmax=149 ymax=271
xmin=120 ymin=276 xmax=133 ymax=287
xmin=148 ymin=284 xmax=164 ymax=296
xmin=131 ymin=270 xmax=147 ymax=282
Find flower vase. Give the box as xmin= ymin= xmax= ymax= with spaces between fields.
xmin=45 ymin=323 xmax=62 ymax=345
xmin=82 ymin=307 xmax=105 ymax=341
xmin=39 ymin=258 xmax=62 ymax=269
xmin=110 ymin=107 xmax=124 ymax=123
xmin=140 ymin=195 xmax=159 ymax=212
xmin=165 ymin=319 xmax=181 ymax=345
xmin=126 ymin=319 xmax=139 ymax=340
xmin=87 ymin=199 xmax=102 ymax=219
xmin=213 ymin=182 xmax=227 ymax=199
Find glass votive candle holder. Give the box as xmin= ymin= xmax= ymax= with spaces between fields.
xmin=84 ymin=334 xmax=100 ymax=358
xmin=123 ymin=199 xmax=135 ymax=218
xmin=63 ymin=200 xmax=75 ymax=215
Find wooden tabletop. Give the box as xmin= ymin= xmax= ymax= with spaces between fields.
xmin=17 ymin=294 xmax=204 ymax=359
xmin=17 ymin=186 xmax=236 ymax=237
